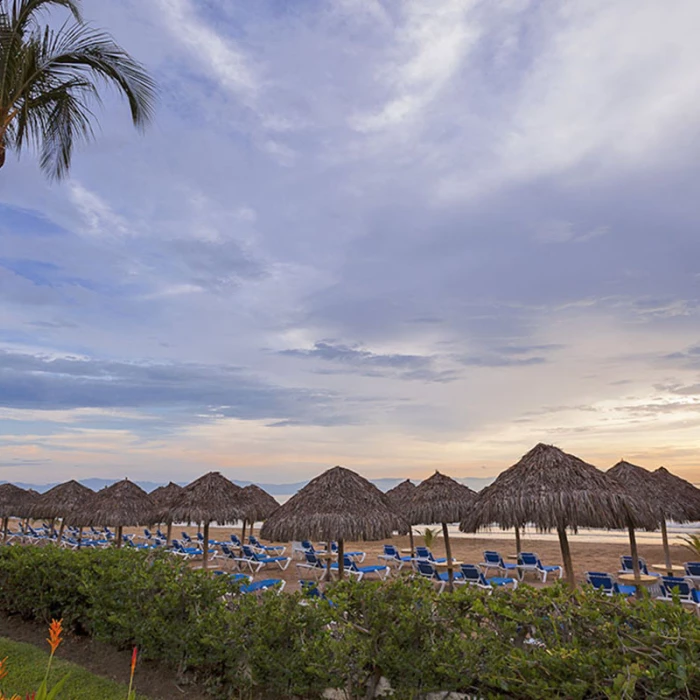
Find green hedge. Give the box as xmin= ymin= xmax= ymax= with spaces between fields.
xmin=1 ymin=546 xmax=699 ymax=698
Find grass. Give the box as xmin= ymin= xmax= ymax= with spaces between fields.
xmin=0 ymin=637 xmax=150 ymax=700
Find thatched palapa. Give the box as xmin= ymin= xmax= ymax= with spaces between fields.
xmin=29 ymin=480 xmax=94 ymax=521
xmin=460 ymin=443 xmax=659 ymax=587
xmin=385 ymin=479 xmax=416 ymax=543
xmin=0 ymin=483 xmax=36 ymax=542
xmin=240 ymin=484 xmax=279 ymax=541
xmin=407 ymin=472 xmax=476 ymax=590
xmin=149 ymin=481 xmax=184 ymax=544
xmin=83 ymin=479 xmax=155 ymax=548
xmin=164 ymin=472 xmax=247 ymax=568
xmin=653 ymin=467 xmax=700 ymax=520
xmin=260 ymin=466 xmax=406 ymax=580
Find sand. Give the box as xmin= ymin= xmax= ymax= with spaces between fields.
xmin=138 ymin=524 xmax=693 ymax=592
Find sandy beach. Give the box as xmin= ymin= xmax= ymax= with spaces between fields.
xmin=145 ymin=524 xmax=694 ymax=592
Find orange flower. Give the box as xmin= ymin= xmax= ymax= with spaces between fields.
xmin=0 ymin=656 xmax=8 ymax=680
xmin=46 ymin=619 xmax=63 ymax=655
xmin=130 ymin=647 xmax=138 ymax=675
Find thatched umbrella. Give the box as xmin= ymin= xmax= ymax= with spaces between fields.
xmin=149 ymin=482 xmax=184 ymax=545
xmin=607 ymin=460 xmax=693 ymax=576
xmin=162 ymin=472 xmax=247 ymax=569
xmin=460 ymin=443 xmax=658 ymax=587
xmin=83 ymin=479 xmax=155 ymax=548
xmin=406 ymin=472 xmax=476 ymax=591
xmin=0 ymin=483 xmax=36 ymax=543
xmin=654 ymin=467 xmax=700 ymax=519
xmin=260 ymin=465 xmax=406 ymax=581
xmin=28 ymin=480 xmax=94 ymax=542
xmin=386 ymin=479 xmax=417 ymax=556
xmin=241 ymin=484 xmax=279 ymax=541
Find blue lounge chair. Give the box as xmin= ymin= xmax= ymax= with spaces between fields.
xmin=618 ymin=556 xmax=659 ymax=577
xmin=240 ymin=544 xmax=291 ymax=573
xmin=460 ymin=564 xmax=517 ymax=590
xmin=415 ymin=560 xmax=463 ymax=593
xmin=585 ymin=571 xmax=635 ymax=596
xmin=414 ymin=546 xmax=447 ymax=564
xmin=342 ymin=555 xmax=390 ymax=581
xmin=517 ymin=552 xmax=563 ymax=583
xmin=684 ymin=562 xmax=700 ymax=587
xmin=171 ymin=539 xmax=201 ymax=558
xmin=331 ymin=541 xmax=365 ymax=562
xmin=378 ymin=544 xmax=412 ymax=570
xmin=241 ymin=578 xmax=285 ymax=594
xmin=249 ymin=535 xmax=286 ymax=555
xmin=229 ymin=534 xmax=244 ymax=548
xmin=480 ymin=551 xmax=519 ymax=577
xmin=301 ymin=540 xmax=327 ymax=555
xmin=657 ymin=576 xmax=700 ymax=612
xmin=300 ymin=580 xmax=337 ymax=606
xmin=296 ymin=551 xmax=342 ymax=580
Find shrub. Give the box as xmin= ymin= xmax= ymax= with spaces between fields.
xmin=1 ymin=546 xmax=699 ymax=698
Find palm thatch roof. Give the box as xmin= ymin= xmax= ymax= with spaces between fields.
xmin=653 ymin=467 xmax=700 ymax=520
xmin=149 ymin=482 xmax=184 ymax=510
xmin=162 ymin=472 xmax=247 ymax=525
xmin=82 ymin=479 xmax=155 ymax=527
xmin=406 ymin=472 xmax=476 ymax=525
xmin=385 ymin=479 xmax=416 ymax=508
xmin=242 ymin=484 xmax=279 ymax=522
xmin=461 ymin=443 xmax=658 ymax=533
xmin=260 ymin=465 xmax=407 ymax=542
xmin=28 ymin=480 xmax=94 ymax=520
xmin=0 ymin=483 xmax=36 ymax=518
xmin=608 ymin=460 xmax=692 ymax=522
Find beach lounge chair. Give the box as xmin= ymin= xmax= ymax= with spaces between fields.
xmin=331 ymin=542 xmax=365 ymax=562
xmin=171 ymin=539 xmax=201 ymax=559
xmin=299 ymin=580 xmax=337 ymax=606
xmin=656 ymin=576 xmax=700 ymax=613
xmin=342 ymin=555 xmax=389 ymax=581
xmin=249 ymin=535 xmax=286 ymax=555
xmin=480 ymin=551 xmax=519 ymax=577
xmin=415 ymin=561 xmax=463 ymax=593
xmin=459 ymin=564 xmax=517 ymax=590
xmin=240 ymin=544 xmax=291 ymax=573
xmin=378 ymin=544 xmax=412 ymax=570
xmin=684 ymin=562 xmax=700 ymax=588
xmin=181 ymin=532 xmax=195 ymax=544
xmin=241 ymin=578 xmax=286 ymax=594
xmin=229 ymin=534 xmax=244 ymax=548
xmin=517 ymin=552 xmax=563 ymax=583
xmin=414 ymin=546 xmax=447 ymax=564
xmin=301 ymin=540 xmax=327 ymax=555
xmin=585 ymin=571 xmax=635 ymax=596
xmin=295 ymin=551 xmax=335 ymax=580
xmin=291 ymin=541 xmax=307 ymax=559
xmin=618 ymin=556 xmax=659 ymax=577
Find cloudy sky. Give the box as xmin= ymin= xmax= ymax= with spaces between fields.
xmin=2 ymin=0 xmax=700 ymax=486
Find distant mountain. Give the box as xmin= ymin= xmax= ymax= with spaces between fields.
xmin=1 ymin=474 xmax=495 ymax=495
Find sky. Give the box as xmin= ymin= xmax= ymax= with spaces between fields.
xmin=2 ymin=0 xmax=700 ymax=487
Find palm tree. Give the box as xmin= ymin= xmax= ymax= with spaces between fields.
xmin=0 ymin=0 xmax=155 ymax=179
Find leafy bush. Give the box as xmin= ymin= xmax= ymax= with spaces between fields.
xmin=1 ymin=546 xmax=699 ymax=698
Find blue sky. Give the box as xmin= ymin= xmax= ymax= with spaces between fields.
xmin=2 ymin=0 xmax=700 ymax=485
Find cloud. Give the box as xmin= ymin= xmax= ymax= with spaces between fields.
xmin=0 ymin=350 xmax=351 ymax=427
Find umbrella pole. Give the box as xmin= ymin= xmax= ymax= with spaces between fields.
xmin=58 ymin=519 xmax=66 ymax=543
xmin=2 ymin=517 xmax=7 ymax=544
xmin=556 ymin=525 xmax=575 ymax=588
xmin=338 ymin=539 xmax=345 ymax=581
xmin=442 ymin=522 xmax=454 ymax=592
xmin=514 ymin=525 xmax=521 ymax=555
xmin=78 ymin=527 xmax=83 ymax=549
xmin=166 ymin=522 xmax=173 ymax=547
xmin=241 ymin=520 xmax=247 ymax=543
xmin=660 ymin=518 xmax=673 ymax=575
xmin=408 ymin=528 xmax=415 ymax=558
xmin=203 ymin=521 xmax=210 ymax=570
xmin=627 ymin=521 xmax=641 ymax=579
xmin=116 ymin=525 xmax=123 ymax=548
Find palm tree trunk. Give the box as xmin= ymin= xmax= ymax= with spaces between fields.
xmin=442 ymin=522 xmax=455 ymax=592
